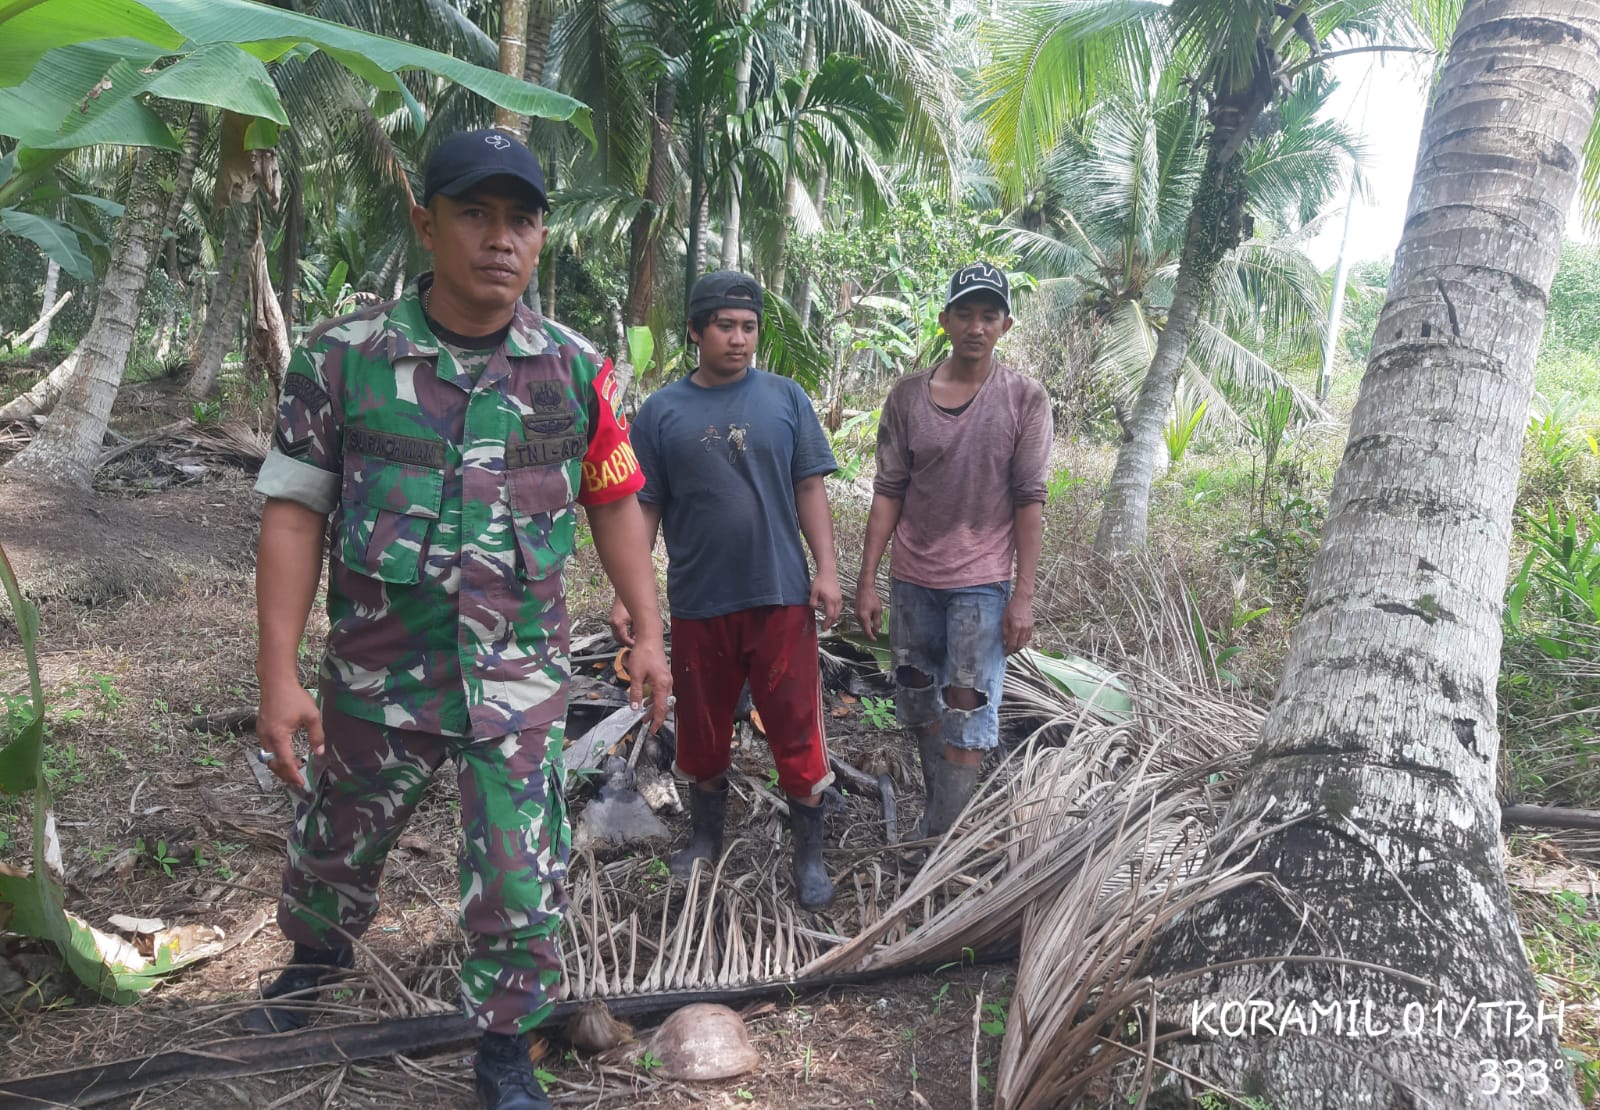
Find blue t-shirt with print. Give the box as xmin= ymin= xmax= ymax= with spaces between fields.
xmin=633 ymin=368 xmax=836 ymax=619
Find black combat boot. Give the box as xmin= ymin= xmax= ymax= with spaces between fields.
xmin=668 ymin=778 xmax=727 ymax=880
xmin=787 ymin=798 xmax=834 ymax=910
xmin=240 ymin=942 xmax=354 ymax=1033
xmin=475 ymin=1031 xmax=554 ymax=1110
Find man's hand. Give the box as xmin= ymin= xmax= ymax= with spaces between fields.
xmin=855 ymin=581 xmax=885 ymax=641
xmin=255 ymin=681 xmax=325 ymax=790
xmin=609 ymin=596 xmax=635 ymax=647
xmin=810 ymin=569 xmax=843 ymax=630
xmin=627 ymin=633 xmax=672 ymax=731
xmin=1003 ymin=595 xmax=1035 ymax=655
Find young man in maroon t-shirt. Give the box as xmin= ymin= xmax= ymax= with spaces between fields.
xmin=855 ymin=262 xmax=1052 ymax=839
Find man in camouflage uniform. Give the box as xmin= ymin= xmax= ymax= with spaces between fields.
xmin=244 ymin=129 xmax=669 ymax=1110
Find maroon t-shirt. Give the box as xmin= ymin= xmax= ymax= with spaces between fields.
xmin=873 ymin=361 xmax=1052 ymax=589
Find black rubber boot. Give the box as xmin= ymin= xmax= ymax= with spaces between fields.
xmin=787 ymin=799 xmax=834 ymax=910
xmin=924 ymin=756 xmax=982 ymax=839
xmin=475 ymin=1031 xmax=553 ymax=1110
xmin=668 ymin=778 xmax=727 ymax=880
xmin=239 ymin=942 xmax=354 ymax=1033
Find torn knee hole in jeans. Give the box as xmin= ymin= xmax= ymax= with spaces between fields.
xmin=943 ymin=684 xmax=988 ymax=713
xmin=895 ymin=666 xmax=934 ymax=688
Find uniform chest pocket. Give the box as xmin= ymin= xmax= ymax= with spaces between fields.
xmin=507 ymin=460 xmax=577 ymax=581
xmin=337 ymin=452 xmax=444 ymax=585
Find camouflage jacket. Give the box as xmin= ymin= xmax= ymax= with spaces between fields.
xmin=256 ymin=276 xmax=643 ymax=738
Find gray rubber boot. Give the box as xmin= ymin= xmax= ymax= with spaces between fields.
xmin=787 ymin=799 xmax=835 ymax=910
xmin=924 ymin=756 xmax=982 ymax=840
xmin=916 ymin=728 xmax=943 ymax=793
xmin=668 ymin=778 xmax=727 ymax=880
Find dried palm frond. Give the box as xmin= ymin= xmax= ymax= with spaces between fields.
xmin=799 ymin=665 xmax=1268 ymax=1109
xmin=560 ymin=842 xmax=846 ymax=1000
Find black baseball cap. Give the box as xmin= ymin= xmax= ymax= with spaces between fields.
xmin=688 ymin=270 xmax=764 ymax=320
xmin=945 ymin=262 xmax=1011 ymax=315
xmin=421 ymin=128 xmax=548 ymax=210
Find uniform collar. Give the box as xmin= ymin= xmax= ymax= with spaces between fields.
xmin=383 ymin=273 xmax=552 ymax=367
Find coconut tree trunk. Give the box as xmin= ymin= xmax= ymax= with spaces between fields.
xmin=2 ymin=107 xmax=202 ymax=428
xmin=796 ymin=167 xmax=828 ymax=331
xmin=0 ymin=350 xmax=79 ymax=423
xmin=4 ymin=121 xmax=202 ymax=486
xmin=25 ymin=259 xmax=62 ymax=354
xmin=375 ymin=241 xmax=404 ymax=295
xmin=683 ymin=122 xmax=708 ymax=307
xmin=188 ymin=210 xmax=249 ymax=400
xmin=524 ymin=0 xmax=553 ymax=85
xmin=540 ymin=252 xmax=557 ymax=321
xmin=1093 ymin=122 xmax=1250 ymax=558
xmin=769 ymin=23 xmax=817 ymax=297
xmin=494 ymin=0 xmax=531 ymax=136
xmin=695 ymin=188 xmax=710 ymax=277
xmin=1143 ymin=0 xmax=1598 ymax=1103
xmin=721 ymin=0 xmax=754 ymax=269
xmin=625 ymin=76 xmax=676 ymax=327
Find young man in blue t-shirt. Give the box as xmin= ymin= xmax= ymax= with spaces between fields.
xmin=610 ymin=271 xmax=841 ymax=910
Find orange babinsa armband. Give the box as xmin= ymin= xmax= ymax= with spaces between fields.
xmin=579 ymin=358 xmax=645 ymax=506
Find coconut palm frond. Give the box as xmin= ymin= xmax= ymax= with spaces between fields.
xmin=1092 ymin=297 xmax=1159 ymax=399
xmin=1209 ymin=238 xmax=1327 ymax=354
xmin=992 ymin=223 xmax=1104 ymax=284
xmin=979 ymin=0 xmax=1166 ymax=195
xmin=549 ymin=185 xmax=651 ymax=244
xmin=1186 ymin=320 xmax=1324 ymax=421
xmin=1178 ymin=360 xmax=1246 ymax=436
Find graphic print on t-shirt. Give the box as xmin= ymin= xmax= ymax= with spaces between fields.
xmin=698 ymin=422 xmax=751 ymax=462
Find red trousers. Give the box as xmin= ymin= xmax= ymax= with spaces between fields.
xmin=671 ymin=604 xmax=833 ymax=797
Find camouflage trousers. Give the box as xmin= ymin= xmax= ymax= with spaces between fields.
xmin=277 ymin=705 xmax=569 ymax=1035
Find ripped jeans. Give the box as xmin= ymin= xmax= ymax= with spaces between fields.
xmin=888 ymin=579 xmax=1009 ymax=751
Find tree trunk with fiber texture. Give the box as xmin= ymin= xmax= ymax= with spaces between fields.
xmin=625 ymin=77 xmax=676 ymax=327
xmin=524 ymin=0 xmax=552 ymax=85
xmin=1142 ymin=1 xmax=1599 ymax=1103
xmin=245 ymin=209 xmax=291 ymax=396
xmin=188 ymin=209 xmax=249 ymax=400
xmin=494 ymin=0 xmax=530 ymax=137
xmin=1093 ymin=117 xmax=1251 ymax=558
xmin=279 ymin=170 xmax=300 ymax=333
